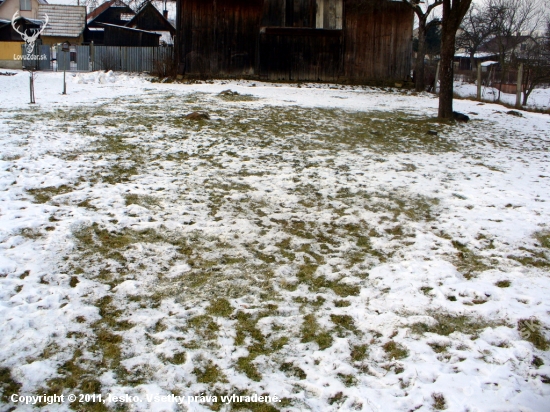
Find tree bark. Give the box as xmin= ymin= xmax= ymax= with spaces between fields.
xmin=438 ymin=0 xmax=473 ymax=119
xmin=438 ymin=25 xmax=456 ymax=118
xmin=415 ymin=18 xmax=427 ymax=92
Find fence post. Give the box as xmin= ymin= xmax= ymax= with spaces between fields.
xmin=477 ymin=62 xmax=482 ymax=100
xmin=516 ymin=63 xmax=523 ymax=108
xmin=91 ymin=41 xmax=95 ymax=72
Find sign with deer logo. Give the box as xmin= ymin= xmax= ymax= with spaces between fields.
xmin=11 ymin=10 xmax=49 ymax=58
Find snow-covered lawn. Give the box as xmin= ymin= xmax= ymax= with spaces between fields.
xmin=1 ymin=71 xmax=550 ymax=411
xmin=454 ymin=80 xmax=550 ymax=111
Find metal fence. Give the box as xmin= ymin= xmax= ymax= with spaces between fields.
xmin=22 ymin=43 xmax=173 ymax=73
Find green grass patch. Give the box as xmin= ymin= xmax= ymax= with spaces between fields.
xmin=28 ymin=185 xmax=73 ymax=204
xmin=452 ymin=240 xmax=490 ymax=278
xmin=193 ymin=360 xmax=226 ymax=384
xmin=350 ymin=344 xmax=368 ymax=362
xmin=410 ymin=313 xmax=498 ymax=337
xmin=382 ymin=341 xmax=409 ymax=360
xmin=300 ymin=314 xmax=333 ymax=350
xmin=495 ymin=280 xmax=511 ymax=288
xmin=280 ymin=362 xmax=306 ymax=380
xmin=432 ymin=393 xmax=447 ymax=410
xmin=0 ymin=367 xmax=21 ymax=403
xmin=535 ymin=231 xmax=550 ymax=249
xmin=208 ymin=298 xmax=234 ymax=317
xmin=295 ymin=264 xmax=360 ymax=297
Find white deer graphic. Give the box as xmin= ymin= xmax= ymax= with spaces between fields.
xmin=11 ymin=11 xmax=49 ymax=55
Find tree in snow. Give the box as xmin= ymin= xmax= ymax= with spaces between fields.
xmin=520 ymin=19 xmax=550 ymax=106
xmin=402 ymin=0 xmax=444 ymax=92
xmin=438 ymin=0 xmax=473 ymax=118
xmin=456 ymin=3 xmax=495 ymax=71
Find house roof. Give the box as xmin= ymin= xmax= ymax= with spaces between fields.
xmin=38 ymin=4 xmax=86 ymax=38
xmin=87 ymin=0 xmax=132 ymax=23
xmin=1 ymin=16 xmax=43 ymax=27
xmin=126 ymin=1 xmax=175 ymax=32
xmin=480 ymin=35 xmax=532 ymax=54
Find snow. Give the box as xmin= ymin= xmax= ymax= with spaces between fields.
xmin=454 ymin=79 xmax=550 ymax=110
xmin=1 ymin=70 xmax=550 ymax=411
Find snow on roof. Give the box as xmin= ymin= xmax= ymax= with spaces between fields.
xmin=38 ymin=4 xmax=86 ymax=37
xmin=454 ymin=52 xmax=497 ymax=59
xmin=2 ymin=16 xmax=44 ymax=26
xmin=481 ymin=60 xmax=499 ymax=67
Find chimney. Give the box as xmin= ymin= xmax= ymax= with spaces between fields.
xmin=163 ymin=10 xmax=168 ymax=19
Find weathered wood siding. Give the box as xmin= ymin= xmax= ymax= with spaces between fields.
xmin=177 ymin=0 xmax=413 ymax=82
xmin=178 ymin=0 xmax=263 ymax=76
xmin=259 ymin=27 xmax=342 ymax=81
xmin=343 ymin=1 xmax=413 ymax=81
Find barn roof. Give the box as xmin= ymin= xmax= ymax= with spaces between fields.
xmin=126 ymin=1 xmax=175 ymax=31
xmin=38 ymin=4 xmax=86 ymax=37
xmin=87 ymin=0 xmax=133 ymax=23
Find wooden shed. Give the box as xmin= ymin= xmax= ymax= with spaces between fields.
xmin=176 ymin=0 xmax=413 ymax=82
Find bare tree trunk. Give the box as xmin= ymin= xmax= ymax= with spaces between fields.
xmin=415 ymin=19 xmax=427 ymax=92
xmin=438 ymin=26 xmax=456 ymax=118
xmin=515 ymin=63 xmax=523 ymax=108
xmin=438 ymin=0 xmax=472 ymax=119
xmin=469 ymin=51 xmax=476 ymax=71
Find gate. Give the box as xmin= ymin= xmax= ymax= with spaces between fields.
xmin=76 ymin=46 xmax=90 ymax=71
xmin=56 ymin=45 xmax=70 ymax=71
xmin=38 ymin=45 xmax=51 ymax=71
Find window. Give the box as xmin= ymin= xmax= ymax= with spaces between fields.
xmin=281 ymin=0 xmax=342 ymax=29
xmin=316 ymin=0 xmax=342 ymax=30
xmin=20 ymin=0 xmax=31 ymax=11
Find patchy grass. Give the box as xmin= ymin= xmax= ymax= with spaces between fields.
xmin=382 ymin=341 xmax=409 ymax=360
xmin=0 ymin=367 xmax=21 ymax=403
xmin=124 ymin=193 xmax=158 ymax=208
xmin=451 ymin=240 xmax=490 ymax=278
xmin=518 ymin=318 xmax=549 ymax=350
xmin=495 ymin=280 xmax=511 ymax=288
xmin=280 ymin=362 xmax=306 ymax=380
xmin=208 ymin=298 xmax=234 ymax=317
xmin=193 ymin=359 xmax=226 ymax=384
xmin=350 ymin=344 xmax=369 ymax=362
xmin=27 ymin=185 xmax=73 ymax=204
xmin=301 ymin=314 xmax=333 ymax=350
xmin=432 ymin=393 xmax=447 ymax=410
xmin=410 ymin=313 xmax=498 ymax=337
xmin=536 ymin=231 xmax=550 ymax=249
xmin=6 ymin=88 xmax=549 ymax=411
